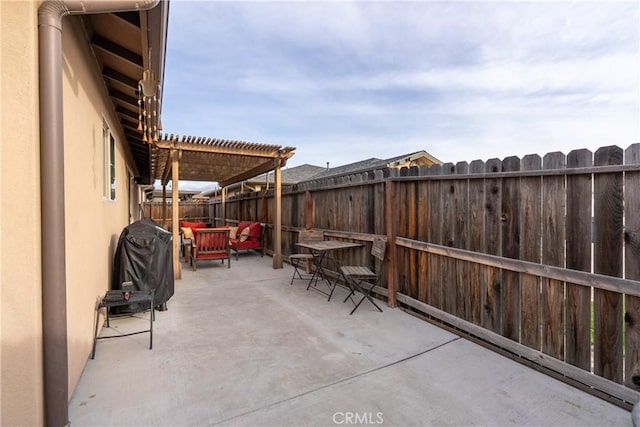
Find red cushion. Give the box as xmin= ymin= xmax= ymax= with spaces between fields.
xmin=248 ymin=222 xmax=262 ymax=242
xmin=229 ymin=222 xmax=263 ymax=250
xmin=181 ymin=221 xmax=207 ymax=229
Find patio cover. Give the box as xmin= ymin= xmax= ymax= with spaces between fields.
xmin=151 ymin=134 xmax=295 ymax=186
xmin=150 ymin=133 xmax=295 ymax=279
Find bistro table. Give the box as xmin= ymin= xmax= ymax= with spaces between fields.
xmin=295 ymin=240 xmax=363 ymax=299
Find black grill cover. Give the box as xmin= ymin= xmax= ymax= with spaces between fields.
xmin=111 ymin=218 xmax=174 ymax=306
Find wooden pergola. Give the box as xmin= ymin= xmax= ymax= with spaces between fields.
xmin=151 ymin=133 xmax=295 ymax=279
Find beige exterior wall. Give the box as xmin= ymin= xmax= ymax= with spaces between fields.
xmin=61 ymin=17 xmax=133 ymax=393
xmin=1 ymin=4 xmax=138 ymax=424
xmin=1 ymin=1 xmax=45 ymax=426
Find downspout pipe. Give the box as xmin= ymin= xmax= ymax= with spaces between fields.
xmin=37 ymin=1 xmax=160 ymax=426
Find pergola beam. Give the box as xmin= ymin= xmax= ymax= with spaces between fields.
xmin=218 ymin=158 xmax=288 ymax=187
xmin=161 ymin=153 xmax=172 ymax=185
xmin=155 ymin=139 xmax=294 ymax=160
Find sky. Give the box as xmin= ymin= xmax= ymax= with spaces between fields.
xmin=161 ymin=0 xmax=639 ymax=190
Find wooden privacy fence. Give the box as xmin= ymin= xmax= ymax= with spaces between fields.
xmin=143 ymin=201 xmax=209 ymax=230
xmin=217 ymin=144 xmax=640 ymax=407
xmin=389 ymin=144 xmax=640 ymax=407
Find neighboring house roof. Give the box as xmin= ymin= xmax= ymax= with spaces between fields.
xmin=306 ymin=150 xmax=442 ymax=181
xmin=385 ymin=150 xmax=442 ymax=167
xmin=310 ymin=158 xmax=386 ymax=180
xmin=199 ymin=150 xmax=441 ymax=196
xmin=250 ymin=164 xmax=327 ymax=186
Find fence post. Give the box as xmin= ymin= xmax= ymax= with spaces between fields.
xmin=162 ymin=183 xmax=167 ymax=228
xmin=273 ymin=161 xmax=283 ymax=269
xmin=171 ymin=149 xmax=182 ymax=280
xmin=385 ymin=179 xmax=398 ymax=308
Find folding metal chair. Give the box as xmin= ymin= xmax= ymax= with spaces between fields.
xmin=338 ymin=237 xmax=386 ymax=315
xmin=289 ymin=230 xmax=324 ymax=285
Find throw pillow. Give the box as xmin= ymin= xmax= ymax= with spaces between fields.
xmin=239 ymin=226 xmax=251 ymax=242
xmin=181 ymin=227 xmax=194 ymax=239
xmin=229 ymin=226 xmax=238 ymax=239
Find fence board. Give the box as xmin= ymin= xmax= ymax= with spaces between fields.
xmin=455 ymin=162 xmax=470 ymax=320
xmin=625 ymin=143 xmax=640 ymax=386
xmin=441 ymin=163 xmax=457 ymax=315
xmin=374 ymin=171 xmax=385 ymax=235
xmin=542 ymin=152 xmax=566 ymax=359
xmin=397 ymin=181 xmax=409 ymax=296
xmin=418 ymin=180 xmax=430 ymax=303
xmin=520 ymin=154 xmax=542 ymax=350
xmin=502 ymin=156 xmax=521 ymax=342
xmin=428 ymin=164 xmax=443 ymax=309
xmin=468 ymin=160 xmax=485 ymax=325
xmin=408 ymin=178 xmax=419 ymax=299
xmin=565 ymin=149 xmax=593 ymax=370
xmin=366 ymin=184 xmax=374 ymax=234
xmin=593 ymin=145 xmax=624 ymax=383
xmin=483 ymin=158 xmax=502 ymax=333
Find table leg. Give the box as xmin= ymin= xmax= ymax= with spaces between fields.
xmin=306 ymin=251 xmax=326 ymax=291
xmin=91 ymin=306 xmax=101 ymax=359
xmin=149 ymin=291 xmax=154 ymax=350
xmin=305 ymin=251 xmax=336 ymax=298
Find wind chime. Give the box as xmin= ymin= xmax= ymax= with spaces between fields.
xmin=137 ymin=65 xmax=161 ymax=143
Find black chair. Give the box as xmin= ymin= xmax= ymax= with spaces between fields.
xmin=338 ymin=237 xmax=386 ymax=315
xmin=289 ymin=230 xmax=324 ymax=285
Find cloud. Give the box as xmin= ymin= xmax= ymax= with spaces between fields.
xmin=162 ymin=0 xmax=639 ymax=170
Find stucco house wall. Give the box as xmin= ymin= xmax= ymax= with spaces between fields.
xmin=1 ymin=2 xmax=140 ymax=424
xmin=61 ymin=15 xmax=134 ymax=396
xmin=1 ymin=1 xmax=44 ymax=425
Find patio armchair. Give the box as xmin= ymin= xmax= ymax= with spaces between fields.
xmin=180 ymin=221 xmax=208 ymax=262
xmin=336 ymin=237 xmax=386 ymax=315
xmin=229 ymin=221 xmax=265 ymax=260
xmin=289 ymin=229 xmax=324 ymax=285
xmin=191 ymin=227 xmax=231 ymax=270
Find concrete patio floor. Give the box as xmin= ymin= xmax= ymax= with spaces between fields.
xmin=70 ymin=254 xmax=632 ymax=426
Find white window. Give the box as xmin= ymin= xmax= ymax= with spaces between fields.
xmin=103 ymin=120 xmax=116 ymax=201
